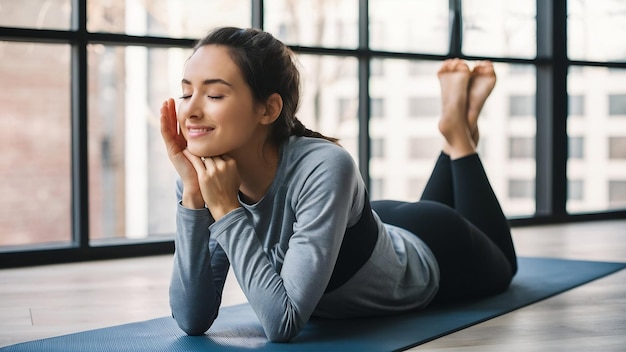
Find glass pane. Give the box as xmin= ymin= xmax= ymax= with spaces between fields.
xmin=567 ymin=66 xmax=626 ymax=213
xmin=264 ymin=0 xmax=358 ymax=48
xmin=568 ymin=0 xmax=626 ymax=61
xmin=88 ymin=45 xmax=191 ymax=241
xmin=462 ymin=0 xmax=536 ymax=58
xmin=369 ymin=59 xmax=536 ymax=218
xmin=369 ymin=0 xmax=448 ymax=54
xmin=0 ymin=0 xmax=71 ymax=30
xmin=87 ymin=0 xmax=250 ymax=38
xmin=0 ymin=42 xmax=71 ymax=247
xmin=296 ymin=54 xmax=359 ymax=162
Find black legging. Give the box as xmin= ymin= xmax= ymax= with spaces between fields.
xmin=371 ymin=152 xmax=517 ymax=303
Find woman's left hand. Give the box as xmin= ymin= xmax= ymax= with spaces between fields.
xmin=184 ymin=150 xmax=241 ymax=221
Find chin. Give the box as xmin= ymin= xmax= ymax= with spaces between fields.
xmin=187 ymin=144 xmax=223 ymax=158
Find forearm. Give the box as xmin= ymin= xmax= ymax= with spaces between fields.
xmin=211 ymin=209 xmax=307 ymax=342
xmin=182 ymin=189 xmax=205 ymax=209
xmin=169 ymin=203 xmax=228 ymax=335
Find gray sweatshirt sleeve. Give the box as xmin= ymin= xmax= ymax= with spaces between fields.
xmin=169 ymin=180 xmax=230 ymax=335
xmin=210 ymin=149 xmax=359 ymax=342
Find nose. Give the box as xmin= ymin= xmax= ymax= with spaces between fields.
xmin=180 ymin=95 xmax=203 ymax=120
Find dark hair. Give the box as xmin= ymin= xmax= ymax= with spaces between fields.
xmin=193 ymin=27 xmax=338 ymax=146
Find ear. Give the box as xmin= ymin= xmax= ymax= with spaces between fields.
xmin=259 ymin=93 xmax=283 ymax=125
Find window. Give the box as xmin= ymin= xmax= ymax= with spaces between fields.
xmin=338 ymin=97 xmax=357 ymax=122
xmin=569 ymin=95 xmax=585 ymax=116
xmin=567 ymin=66 xmax=626 ymax=213
xmin=369 ymin=0 xmax=448 ymax=54
xmin=608 ymin=137 xmax=626 ymax=159
xmin=265 ymin=0 xmax=359 ymax=48
xmin=509 ymin=95 xmax=535 ymax=116
xmin=0 ymin=42 xmax=72 ymax=247
xmin=509 ymin=137 xmax=535 ymax=159
xmin=2 ymin=1 xmax=623 ymax=267
xmin=371 ymin=138 xmax=385 ymax=159
xmin=568 ymin=1 xmax=626 ymax=61
xmin=609 ymin=94 xmax=626 ymax=116
xmin=0 ymin=0 xmax=71 ymax=30
xmin=370 ymin=178 xmax=385 ymax=200
xmin=371 ymin=98 xmax=385 ymax=118
xmin=568 ymin=180 xmax=584 ymax=201
xmin=568 ymin=136 xmax=584 ymax=159
xmin=371 ymin=59 xmax=384 ymax=77
xmin=608 ymin=181 xmax=626 ymax=207
xmin=508 ymin=179 xmax=534 ymax=199
xmin=462 ymin=0 xmax=536 ymax=58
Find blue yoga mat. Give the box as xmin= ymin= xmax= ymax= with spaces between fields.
xmin=2 ymin=257 xmax=624 ymax=352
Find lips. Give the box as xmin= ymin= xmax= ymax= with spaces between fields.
xmin=187 ymin=125 xmax=214 ymax=137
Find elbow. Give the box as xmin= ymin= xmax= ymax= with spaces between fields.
xmin=266 ymin=331 xmax=297 ymax=343
xmin=175 ymin=317 xmax=211 ymax=336
xmin=264 ymin=323 xmax=301 ymax=343
xmin=172 ymin=312 xmax=214 ymax=336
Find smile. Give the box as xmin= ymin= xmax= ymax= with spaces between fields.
xmin=187 ymin=126 xmax=214 ymax=137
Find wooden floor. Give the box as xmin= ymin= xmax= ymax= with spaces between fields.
xmin=0 ymin=219 xmax=624 ymax=351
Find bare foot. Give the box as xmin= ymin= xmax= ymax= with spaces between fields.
xmin=467 ymin=61 xmax=496 ymax=146
xmin=437 ymin=59 xmax=475 ymax=159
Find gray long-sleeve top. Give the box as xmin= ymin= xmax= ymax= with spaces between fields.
xmin=169 ymin=136 xmax=439 ymax=342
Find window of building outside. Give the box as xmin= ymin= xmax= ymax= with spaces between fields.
xmin=608 ymin=181 xmax=626 ymax=208
xmin=608 ymin=94 xmax=626 ymax=116
xmin=508 ymin=179 xmax=534 ymax=199
xmin=371 ymin=138 xmax=385 ymax=159
xmin=608 ymin=138 xmax=626 ymax=159
xmin=569 ymin=137 xmax=584 ymax=159
xmin=371 ymin=59 xmax=385 ymax=77
xmin=569 ymin=95 xmax=585 ymax=116
xmin=509 ymin=137 xmax=535 ymax=159
xmin=509 ymin=95 xmax=535 ymax=116
xmin=568 ymin=179 xmax=584 ymax=201
xmin=371 ymin=98 xmax=385 ymax=119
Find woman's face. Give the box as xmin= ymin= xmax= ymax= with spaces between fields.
xmin=177 ymin=44 xmax=265 ymax=157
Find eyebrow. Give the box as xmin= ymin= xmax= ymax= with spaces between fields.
xmin=181 ymin=78 xmax=232 ymax=87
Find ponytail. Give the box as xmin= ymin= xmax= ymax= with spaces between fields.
xmin=291 ymin=117 xmax=339 ymax=144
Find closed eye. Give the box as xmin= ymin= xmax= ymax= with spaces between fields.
xmin=178 ymin=94 xmax=191 ymax=100
xmin=208 ymin=95 xmax=224 ymax=100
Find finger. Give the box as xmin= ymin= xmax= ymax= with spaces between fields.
xmin=202 ymin=156 xmax=222 ymax=175
xmin=182 ymin=149 xmax=206 ymax=174
xmin=160 ymin=100 xmax=174 ymax=136
xmin=166 ymin=98 xmax=179 ymax=135
xmin=217 ymin=155 xmax=238 ymax=173
xmin=219 ymin=154 xmax=233 ymax=162
xmin=160 ymin=101 xmax=175 ymax=144
xmin=165 ymin=98 xmax=177 ymax=136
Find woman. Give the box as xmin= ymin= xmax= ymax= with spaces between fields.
xmin=160 ymin=26 xmax=517 ymax=342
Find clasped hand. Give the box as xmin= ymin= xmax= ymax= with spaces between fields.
xmin=160 ymin=98 xmax=241 ymax=220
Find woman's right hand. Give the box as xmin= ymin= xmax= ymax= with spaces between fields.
xmin=160 ymin=98 xmax=205 ymax=209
